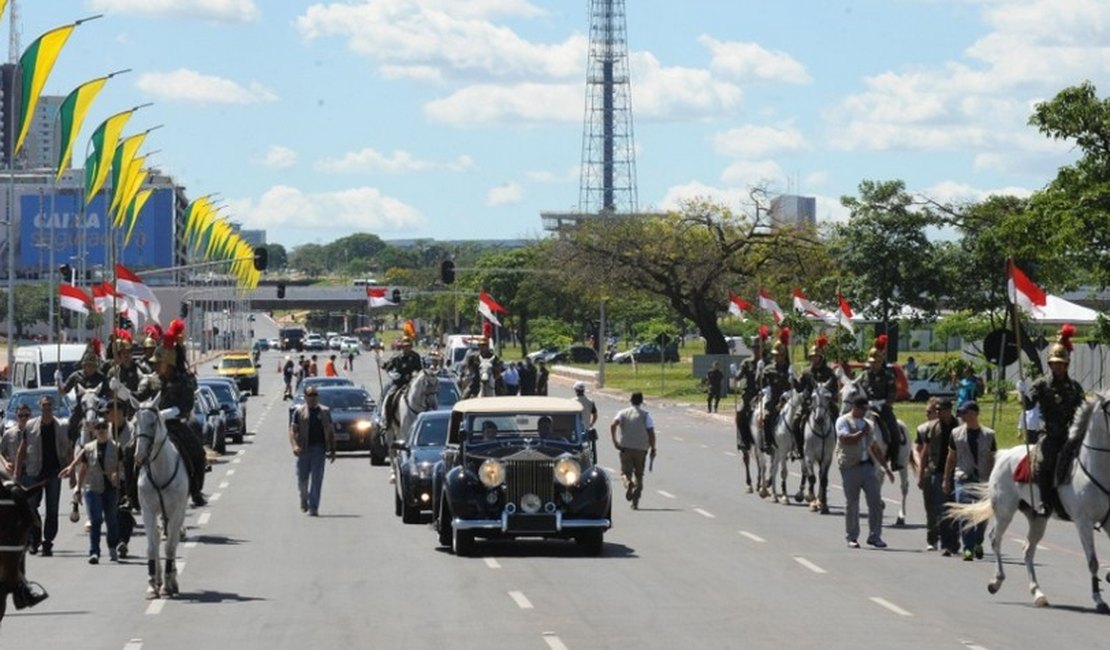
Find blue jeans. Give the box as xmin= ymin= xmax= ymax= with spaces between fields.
xmin=22 ymin=472 xmax=62 ymax=548
xmin=928 ymin=474 xmax=959 ymax=552
xmin=85 ymin=488 xmax=120 ymax=557
xmin=955 ymin=479 xmax=985 ymax=550
xmin=296 ymin=444 xmax=327 ymax=513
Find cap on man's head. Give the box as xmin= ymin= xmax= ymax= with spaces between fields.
xmin=958 ymin=400 xmax=979 ymax=414
xmin=573 ymin=381 xmax=586 ymax=393
xmin=852 ymin=396 xmax=869 ymax=407
xmin=305 ymin=386 xmax=319 ymax=396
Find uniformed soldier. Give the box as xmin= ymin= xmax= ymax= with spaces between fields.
xmin=138 ymin=324 xmax=163 ymax=374
xmin=134 ymin=319 xmax=207 ymax=507
xmin=381 ymin=337 xmax=424 ymax=426
xmin=61 ymin=341 xmax=107 ymax=444
xmin=106 ymin=330 xmax=142 ymax=513
xmin=460 ymin=337 xmax=504 ymax=398
xmin=760 ymin=329 xmax=794 ymax=454
xmin=734 ymin=328 xmax=769 ymax=452
xmin=860 ymin=334 xmax=902 ymax=470
xmin=1019 ymin=324 xmax=1084 ymax=518
xmin=791 ymin=335 xmax=838 ymax=456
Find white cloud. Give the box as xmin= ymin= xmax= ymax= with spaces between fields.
xmin=920 ymin=180 xmax=1034 ymax=206
xmin=316 ymin=148 xmax=474 ymax=173
xmin=260 ymin=145 xmax=297 ymax=170
xmin=486 ymin=182 xmax=523 ymax=206
xmin=658 ymin=181 xmax=750 ymax=212
xmin=229 ymin=185 xmax=425 ymax=234
xmin=712 ymin=124 xmax=807 ymax=158
xmin=629 ymin=52 xmax=744 ymax=121
xmin=425 ymin=83 xmax=581 ymax=125
xmin=526 ymin=166 xmax=579 ymax=183
xmin=699 ymin=36 xmax=811 ymax=84
xmin=136 ymin=69 xmax=277 ymax=104
xmin=91 ymin=0 xmax=259 ymax=22
xmin=719 ymin=160 xmax=784 ymax=187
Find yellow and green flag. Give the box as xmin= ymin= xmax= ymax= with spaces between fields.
xmin=112 ymin=157 xmax=148 ymax=227
xmin=16 ymin=24 xmax=76 ymax=155
xmin=55 ymin=76 xmax=109 ymax=180
xmin=85 ymin=109 xmax=135 ymax=204
xmin=109 ymin=132 xmax=149 ymax=215
xmin=122 ymin=188 xmax=153 ymax=246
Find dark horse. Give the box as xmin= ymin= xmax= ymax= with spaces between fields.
xmin=0 ymin=476 xmax=48 ymax=625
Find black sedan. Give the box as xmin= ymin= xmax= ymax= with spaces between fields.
xmin=314 ymin=386 xmax=376 ymax=452
xmin=392 ymin=409 xmax=449 ymax=523
xmin=550 ymin=345 xmax=599 ymax=364
xmin=198 ymin=378 xmax=247 ymax=444
xmin=289 ymin=376 xmax=354 ymax=418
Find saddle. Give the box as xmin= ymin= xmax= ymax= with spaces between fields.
xmin=1013 ymin=450 xmax=1037 ymax=484
xmin=1013 ymin=440 xmax=1081 ymax=487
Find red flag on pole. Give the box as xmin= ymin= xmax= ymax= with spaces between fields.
xmin=758 ymin=289 xmax=784 ymax=323
xmin=728 ymin=292 xmax=753 ymax=317
xmin=60 ymin=283 xmax=95 ymax=315
xmin=1007 ymin=260 xmax=1047 ymax=315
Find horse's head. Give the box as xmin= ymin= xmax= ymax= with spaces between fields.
xmin=839 ymin=376 xmax=865 ymax=415
xmin=415 ymin=368 xmax=439 ymax=411
xmin=0 ymin=481 xmax=39 ymax=590
xmin=133 ymin=395 xmax=166 ymax=466
xmin=78 ymin=383 xmax=102 ymax=425
xmin=809 ymin=384 xmax=834 ymax=430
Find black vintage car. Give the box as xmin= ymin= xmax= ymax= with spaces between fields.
xmin=392 ymin=409 xmax=450 ymax=523
xmin=432 ymin=396 xmax=611 ymax=556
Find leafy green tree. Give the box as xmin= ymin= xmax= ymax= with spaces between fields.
xmin=288 ymin=243 xmax=326 ymax=277
xmin=527 ymin=317 xmax=576 ymax=349
xmin=0 ymin=285 xmax=52 ymax=337
xmin=263 ymin=243 xmax=288 ymax=270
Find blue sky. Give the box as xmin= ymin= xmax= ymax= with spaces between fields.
xmin=22 ymin=0 xmax=1104 ymax=248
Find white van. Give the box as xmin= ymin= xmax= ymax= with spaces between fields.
xmin=12 ymin=344 xmax=88 ymax=390
xmin=442 ymin=334 xmax=483 ymax=370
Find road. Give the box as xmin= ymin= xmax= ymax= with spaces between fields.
xmin=4 ymin=321 xmax=1109 ymax=649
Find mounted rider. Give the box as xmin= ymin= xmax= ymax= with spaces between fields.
xmin=60 ymin=339 xmax=107 ymax=444
xmin=106 ymin=330 xmax=142 ymax=513
xmin=734 ymin=325 xmax=770 ymax=451
xmin=860 ymin=334 xmax=902 ymax=470
xmin=759 ymin=328 xmax=794 ymax=454
xmin=381 ymin=337 xmax=423 ymax=428
xmin=460 ymin=336 xmax=504 ymax=398
xmin=1019 ymin=324 xmax=1085 ymax=518
xmin=791 ymin=334 xmax=838 ymax=456
xmin=132 ymin=319 xmax=208 ymax=508
xmin=138 ymin=324 xmax=163 ymax=374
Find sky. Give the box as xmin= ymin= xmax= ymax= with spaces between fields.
xmin=20 ymin=0 xmax=1109 ymax=248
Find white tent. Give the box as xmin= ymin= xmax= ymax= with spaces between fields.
xmin=1029 ymin=294 xmax=1100 ymax=325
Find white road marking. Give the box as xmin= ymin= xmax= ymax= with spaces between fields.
xmin=869 ymin=596 xmax=913 ymax=617
xmin=145 ymin=599 xmax=166 ymax=615
xmin=656 ymin=490 xmax=676 ymax=499
xmin=699 ymin=444 xmax=709 ymax=449
xmin=219 ymin=481 xmax=230 ymax=489
xmin=723 ymin=451 xmax=737 ymax=457
xmin=197 ymin=512 xmax=211 ymax=526
xmin=792 ymin=556 xmax=827 ymax=574
xmin=225 ymin=469 xmax=236 ymax=476
xmin=739 ymin=531 xmax=766 ymax=543
xmin=237 ymin=449 xmax=246 ymax=456
xmin=509 ymin=591 xmax=534 ymax=609
xmin=176 ymin=561 xmax=186 ymax=576
xmin=484 ymin=558 xmax=501 ymax=569
xmin=543 ymin=633 xmax=568 ymax=650
xmin=959 ymin=643 xmax=990 ymax=650
xmin=123 ymin=639 xmax=143 ymax=650
xmin=231 ymin=458 xmax=242 ymax=465
xmin=693 ymin=507 xmax=716 ymax=519
xmin=184 ymin=541 xmax=198 ymax=549
xmin=209 ymin=493 xmax=222 ymax=502
xmin=673 ymin=436 xmax=686 ymax=442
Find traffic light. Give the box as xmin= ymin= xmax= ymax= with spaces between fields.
xmin=179 ymin=302 xmax=190 ymax=318
xmin=59 ymin=264 xmax=72 ymax=283
xmin=276 ymin=282 xmax=286 ymax=299
xmin=253 ymin=246 xmax=268 ymax=271
xmin=392 ymin=288 xmax=402 ymax=304
xmin=440 ymin=260 xmax=455 ymax=284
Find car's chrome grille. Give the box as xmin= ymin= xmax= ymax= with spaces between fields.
xmin=505 ymin=460 xmax=554 ymax=505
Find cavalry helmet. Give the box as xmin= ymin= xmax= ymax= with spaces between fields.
xmin=1048 ymin=324 xmax=1075 ymax=365
xmin=867 ymin=334 xmax=888 ymax=364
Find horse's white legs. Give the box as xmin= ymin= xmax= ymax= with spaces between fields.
xmin=1024 ymin=514 xmax=1050 ymax=606
xmin=895 ymin=468 xmax=910 ymax=526
xmin=1072 ymin=516 xmax=1110 ymax=613
xmin=740 ymin=450 xmax=753 ymax=494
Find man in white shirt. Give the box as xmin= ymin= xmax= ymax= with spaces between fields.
xmin=610 ymin=392 xmax=657 ymax=510
xmin=836 ymin=396 xmax=894 ymax=549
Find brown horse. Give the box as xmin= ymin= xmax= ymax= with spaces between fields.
xmin=0 ymin=478 xmax=48 ymax=625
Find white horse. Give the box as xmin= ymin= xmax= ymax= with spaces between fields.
xmin=768 ymin=390 xmax=805 ymax=504
xmin=385 ymin=368 xmax=439 ymax=460
xmin=476 ymin=356 xmax=498 ymax=397
xmin=949 ymin=393 xmax=1110 ymax=612
xmin=802 ymin=384 xmax=837 ymax=514
xmin=748 ymin=391 xmax=770 ymax=497
xmin=839 ymin=374 xmax=914 ymax=525
xmin=133 ymin=401 xmax=189 ymax=600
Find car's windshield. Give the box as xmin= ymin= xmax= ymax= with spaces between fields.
xmin=7 ymin=393 xmax=73 ymax=418
xmin=414 ymin=416 xmax=449 ymax=447
xmin=465 ymin=413 xmax=578 ymax=442
xmin=296 ymin=378 xmax=352 ymax=397
xmin=220 ymin=357 xmax=253 ymax=369
xmin=201 ymin=382 xmax=235 ymax=403
xmin=317 ymin=390 xmax=371 ymax=411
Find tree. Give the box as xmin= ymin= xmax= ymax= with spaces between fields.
xmin=552 ymin=197 xmax=820 ymax=354
xmin=263 ymin=243 xmax=288 ymax=271
xmin=829 ymin=180 xmax=945 ymax=352
xmin=0 ymin=284 xmax=52 ymax=337
xmin=288 ymin=243 xmax=327 ymax=277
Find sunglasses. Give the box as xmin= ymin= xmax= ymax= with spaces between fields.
xmin=17 ymin=412 xmax=30 ymax=418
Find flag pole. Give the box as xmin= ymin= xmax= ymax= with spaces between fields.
xmin=1007 ymin=257 xmax=1038 ymax=513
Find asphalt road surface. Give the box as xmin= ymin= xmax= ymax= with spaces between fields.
xmin=4 ymin=321 xmax=1110 ymax=649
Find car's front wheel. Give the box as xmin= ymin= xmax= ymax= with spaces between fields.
xmin=575 ymin=530 xmax=604 ymax=556
xmin=394 ymin=487 xmax=402 ymax=517
xmin=401 ymin=494 xmax=420 ymax=524
xmin=452 ymin=525 xmax=474 ymax=557
xmin=914 ymin=390 xmax=930 ymax=402
xmin=436 ymin=501 xmax=452 ymax=547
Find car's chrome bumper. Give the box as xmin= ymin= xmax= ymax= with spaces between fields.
xmin=453 ymin=510 xmax=610 ymax=532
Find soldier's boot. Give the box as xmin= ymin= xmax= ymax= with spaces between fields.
xmin=1036 ymin=460 xmax=1055 ymax=518
xmin=12 ymin=579 xmax=49 ymax=610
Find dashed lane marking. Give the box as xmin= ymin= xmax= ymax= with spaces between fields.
xmin=656 ymin=490 xmax=676 ymax=499
xmin=673 ymin=436 xmax=686 ymax=442
xmin=792 ymin=556 xmax=827 ymax=574
xmin=543 ymin=633 xmax=568 ymax=650
xmin=225 ymin=469 xmax=236 ymax=476
xmin=197 ymin=512 xmax=211 ymax=526
xmin=145 ymin=599 xmax=166 ymax=616
xmin=959 ymin=643 xmax=990 ymax=650
xmin=484 ymin=558 xmax=501 ymax=569
xmin=123 ymin=639 xmax=143 ymax=650
xmin=739 ymin=531 xmax=766 ymax=543
xmin=723 ymin=451 xmax=737 ymax=457
xmin=699 ymin=444 xmax=709 ymax=449
xmin=693 ymin=507 xmax=716 ymax=519
xmin=219 ymin=481 xmax=230 ymax=489
xmin=231 ymin=458 xmax=242 ymax=464
xmin=509 ymin=591 xmax=534 ymax=609
xmin=869 ymin=596 xmax=913 ymax=617
xmin=236 ymin=449 xmax=246 ymax=456
xmin=176 ymin=561 xmax=186 ymax=577
xmin=184 ymin=541 xmax=198 ymax=549
xmin=209 ymin=493 xmax=222 ymax=502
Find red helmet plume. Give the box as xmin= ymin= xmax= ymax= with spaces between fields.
xmin=164 ymin=319 xmax=186 ymax=350
xmin=1059 ymin=324 xmax=1076 ymax=351
xmin=874 ymin=334 xmax=888 ymax=352
xmin=815 ymin=334 xmax=829 ymax=350
xmin=779 ymin=327 xmax=791 ymax=347
xmin=89 ymin=337 xmax=102 ymax=358
xmin=115 ymin=328 xmax=133 ymax=344
xmin=758 ymin=325 xmax=769 ymax=341
xmin=143 ymin=323 xmax=163 ymax=344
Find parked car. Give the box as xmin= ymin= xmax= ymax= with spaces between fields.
xmin=303 ymin=333 xmax=327 ymax=351
xmin=907 ymin=363 xmax=957 ymax=402
xmin=612 ymin=342 xmax=679 ymax=364
xmin=2 ymin=388 xmax=72 ymax=431
xmin=339 ymin=337 xmax=361 ymax=355
xmin=197 ymin=385 xmax=228 ymax=453
xmin=214 ymin=351 xmax=260 ymax=396
xmin=191 ymin=387 xmax=226 ymax=455
xmin=253 ymin=338 xmax=270 ymax=352
xmin=267 ymin=338 xmax=281 ymax=350
xmin=526 ymin=346 xmax=559 ymax=363
xmin=549 ymin=345 xmax=599 ymax=364
xmin=314 ymin=386 xmax=377 ymax=452
xmin=392 ymin=409 xmax=450 ymax=523
xmin=197 ymin=377 xmax=248 ymax=444
xmin=433 ymin=396 xmax=611 ymax=556
xmin=289 ymin=376 xmax=355 ymax=418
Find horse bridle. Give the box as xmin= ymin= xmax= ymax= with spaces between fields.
xmin=134 ymin=407 xmax=181 ymax=493
xmin=808 ymin=389 xmax=833 ymax=439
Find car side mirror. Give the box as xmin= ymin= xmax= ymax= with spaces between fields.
xmin=391 ymin=439 xmax=409 ymax=452
xmin=239 ymin=394 xmax=249 ymax=403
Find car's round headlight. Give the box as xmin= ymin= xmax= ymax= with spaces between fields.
xmin=478 ymin=459 xmax=505 ymax=487
xmin=354 ymin=420 xmax=372 ymax=433
xmin=554 ymin=457 xmax=582 ymax=487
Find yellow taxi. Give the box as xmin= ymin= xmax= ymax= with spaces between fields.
xmin=215 ymin=351 xmax=260 ymax=396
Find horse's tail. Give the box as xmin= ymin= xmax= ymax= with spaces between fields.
xmin=944 ymin=482 xmax=993 ymax=531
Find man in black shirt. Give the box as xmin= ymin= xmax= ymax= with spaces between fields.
xmin=914 ymin=398 xmax=959 ymax=555
xmin=14 ymin=396 xmax=72 ymax=556
xmin=288 ymin=386 xmax=336 ymax=516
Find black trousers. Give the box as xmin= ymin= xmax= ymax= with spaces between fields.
xmin=166 ymin=420 xmax=206 ymax=497
xmin=1038 ymin=432 xmax=1066 ymax=512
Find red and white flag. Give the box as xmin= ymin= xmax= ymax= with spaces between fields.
xmin=758 ymin=289 xmax=784 ymax=323
xmin=366 ymin=286 xmax=395 ymax=308
xmin=792 ymin=288 xmax=835 ymax=324
xmin=836 ymin=293 xmax=855 ymax=333
xmin=1007 ymin=260 xmax=1047 ymax=316
xmin=91 ymin=281 xmax=119 ymax=313
xmin=728 ymin=292 xmax=753 ymax=318
xmin=59 ymin=283 xmax=95 ymax=315
xmin=478 ymin=290 xmax=507 ymax=327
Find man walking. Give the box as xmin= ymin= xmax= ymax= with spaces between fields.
xmin=914 ymin=398 xmax=959 ymax=555
xmin=706 ymin=362 xmax=724 ymax=413
xmin=289 ymin=385 xmax=337 ymax=516
xmin=14 ymin=395 xmax=72 ymax=556
xmin=943 ymin=401 xmax=996 ymax=561
xmin=610 ymin=392 xmax=656 ymax=510
xmin=836 ymin=395 xmax=894 ymax=549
